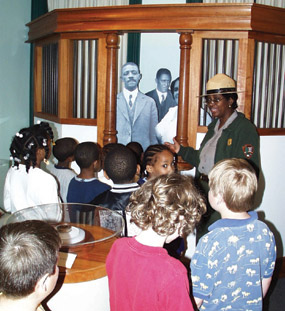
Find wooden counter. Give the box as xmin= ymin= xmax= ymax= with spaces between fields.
xmin=58 ymin=224 xmax=117 ymax=283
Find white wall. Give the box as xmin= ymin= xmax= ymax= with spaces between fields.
xmin=0 ymin=0 xmax=31 ymax=208
xmin=257 ymin=136 xmax=285 ymax=257
xmin=0 ymin=0 xmax=31 ymax=160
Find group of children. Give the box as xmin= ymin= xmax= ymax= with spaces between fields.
xmin=106 ymin=159 xmax=276 ymax=311
xmin=1 ymin=121 xmax=277 ymax=311
xmin=3 ymin=121 xmax=178 ymax=211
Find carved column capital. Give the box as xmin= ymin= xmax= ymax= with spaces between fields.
xmin=106 ymin=32 xmax=120 ymax=47
xmin=179 ymin=32 xmax=193 ymax=48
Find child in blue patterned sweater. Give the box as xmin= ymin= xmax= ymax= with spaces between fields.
xmin=190 ymin=158 xmax=276 ymax=311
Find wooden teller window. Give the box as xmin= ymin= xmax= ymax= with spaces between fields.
xmin=29 ymin=3 xmax=285 ymax=151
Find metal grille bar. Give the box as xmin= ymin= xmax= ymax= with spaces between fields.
xmin=42 ymin=43 xmax=58 ymax=115
xmin=252 ymin=42 xmax=285 ymax=128
xmin=73 ymin=40 xmax=97 ymax=119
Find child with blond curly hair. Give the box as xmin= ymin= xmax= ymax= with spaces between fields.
xmin=106 ymin=173 xmax=206 ymax=311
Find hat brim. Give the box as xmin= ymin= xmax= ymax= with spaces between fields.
xmin=199 ymin=90 xmax=244 ymax=97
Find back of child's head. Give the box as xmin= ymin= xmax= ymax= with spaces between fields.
xmin=142 ymin=144 xmax=174 ymax=177
xmin=53 ymin=137 xmax=78 ymax=162
xmin=126 ymin=142 xmax=143 ymax=162
xmin=127 ymin=173 xmax=206 ymax=236
xmin=0 ymin=220 xmax=61 ymax=298
xmin=74 ymin=142 xmax=100 ymax=169
xmin=101 ymin=143 xmax=124 ymax=170
xmin=104 ymin=145 xmax=137 ymax=184
xmin=9 ymin=121 xmax=54 ymax=173
xmin=209 ymin=158 xmax=258 ymax=212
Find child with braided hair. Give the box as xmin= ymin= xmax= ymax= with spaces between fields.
xmin=136 ymin=144 xmax=184 ymax=258
xmin=137 ymin=144 xmax=176 ymax=185
xmin=4 ymin=122 xmax=60 ymax=213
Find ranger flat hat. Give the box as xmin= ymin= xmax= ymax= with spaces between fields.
xmin=200 ymin=73 xmax=242 ymax=97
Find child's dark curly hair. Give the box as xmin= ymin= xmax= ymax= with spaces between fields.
xmin=9 ymin=122 xmax=54 ymax=173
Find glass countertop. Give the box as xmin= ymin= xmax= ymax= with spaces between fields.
xmin=7 ymin=203 xmax=125 ymax=248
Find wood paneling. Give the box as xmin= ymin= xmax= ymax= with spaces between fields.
xmin=27 ymin=4 xmax=285 ymax=42
xmin=237 ymin=37 xmax=255 ymax=119
xmin=34 ymin=45 xmax=42 ymax=114
xmin=58 ymin=39 xmax=73 ymax=119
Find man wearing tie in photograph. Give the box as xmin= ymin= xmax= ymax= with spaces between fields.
xmin=146 ymin=68 xmax=177 ymax=122
xmin=116 ymin=62 xmax=158 ymax=151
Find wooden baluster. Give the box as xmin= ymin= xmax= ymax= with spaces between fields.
xmin=103 ymin=33 xmax=119 ymax=146
xmin=176 ymin=32 xmax=193 ymax=170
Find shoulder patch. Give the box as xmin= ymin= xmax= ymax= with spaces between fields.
xmin=242 ymin=144 xmax=254 ymax=159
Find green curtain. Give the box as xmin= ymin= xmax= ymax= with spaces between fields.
xmin=127 ymin=0 xmax=142 ymax=66
xmin=31 ymin=0 xmax=48 ymax=19
xmin=29 ymin=0 xmax=48 ymax=125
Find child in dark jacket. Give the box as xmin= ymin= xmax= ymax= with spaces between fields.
xmin=90 ymin=145 xmax=140 ymax=235
xmin=67 ymin=142 xmax=110 ymax=203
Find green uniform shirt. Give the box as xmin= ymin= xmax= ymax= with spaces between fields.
xmin=178 ymin=112 xmax=260 ymax=193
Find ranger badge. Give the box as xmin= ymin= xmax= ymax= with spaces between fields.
xmin=242 ymin=144 xmax=254 ymax=159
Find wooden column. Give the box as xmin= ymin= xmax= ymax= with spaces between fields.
xmin=237 ymin=36 xmax=255 ymax=119
xmin=103 ymin=33 xmax=119 ymax=146
xmin=58 ymin=39 xmax=73 ymax=119
xmin=176 ymin=32 xmax=193 ymax=170
xmin=33 ymin=44 xmax=42 ymax=115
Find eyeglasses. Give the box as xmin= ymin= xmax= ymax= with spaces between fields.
xmin=204 ymin=97 xmax=224 ymax=105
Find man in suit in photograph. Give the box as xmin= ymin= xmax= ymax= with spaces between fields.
xmin=146 ymin=68 xmax=177 ymax=122
xmin=116 ymin=62 xmax=158 ymax=151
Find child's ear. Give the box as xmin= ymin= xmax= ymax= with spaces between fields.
xmin=216 ymin=193 xmax=224 ymax=205
xmin=36 ymin=273 xmax=50 ymax=293
xmin=146 ymin=164 xmax=153 ymax=174
xmin=93 ymin=160 xmax=101 ymax=172
xmin=103 ymin=170 xmax=110 ymax=180
xmin=136 ymin=164 xmax=141 ymax=176
xmin=67 ymin=155 xmax=75 ymax=162
xmin=36 ymin=148 xmax=46 ymax=161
